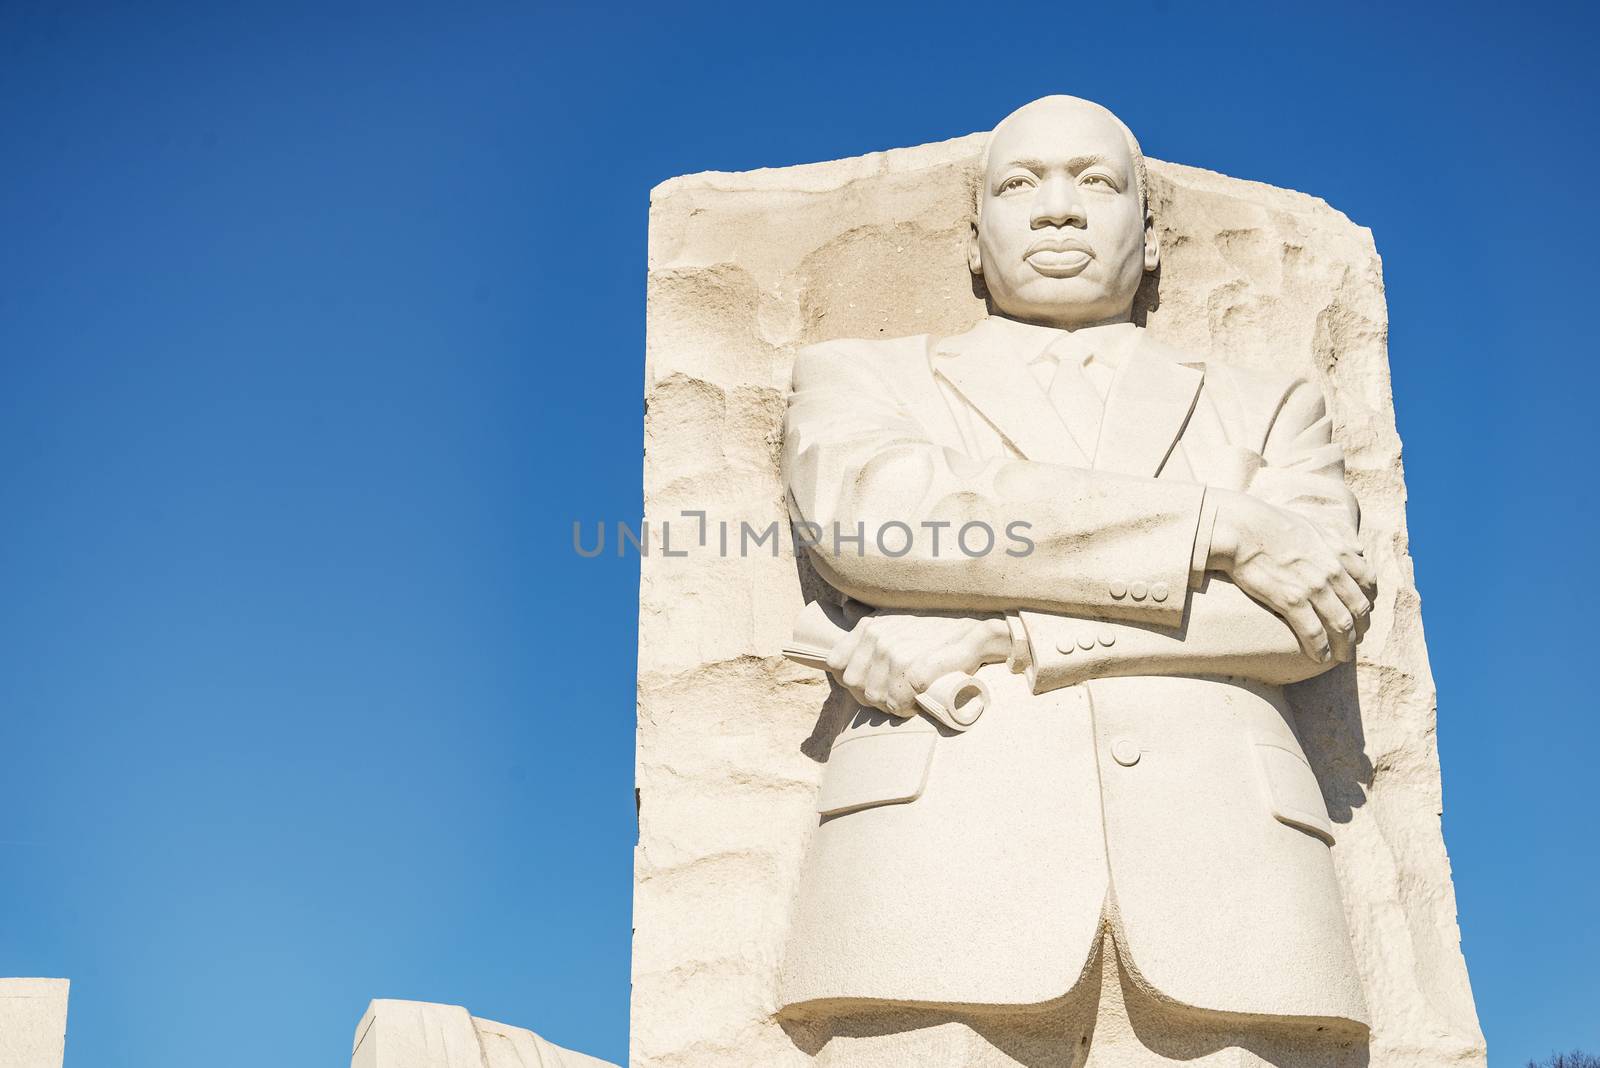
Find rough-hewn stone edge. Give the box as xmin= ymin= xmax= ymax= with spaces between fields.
xmin=651 ymin=134 xmax=1357 ymax=237
xmin=650 ymin=134 xmax=984 ymax=201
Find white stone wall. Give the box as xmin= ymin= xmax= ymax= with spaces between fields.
xmin=633 ymin=134 xmax=1484 ymax=1067
xmin=0 ymin=978 xmax=69 ymax=1068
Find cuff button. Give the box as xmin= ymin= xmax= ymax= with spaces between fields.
xmin=1151 ymin=582 xmax=1169 ymax=603
xmin=1130 ymin=581 xmax=1148 ymax=600
xmin=1109 ymin=579 xmax=1128 ymax=599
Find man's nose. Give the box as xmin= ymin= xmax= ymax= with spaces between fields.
xmin=1031 ymin=176 xmax=1086 ymax=228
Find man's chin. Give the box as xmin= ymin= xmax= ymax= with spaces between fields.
xmin=997 ymin=279 xmax=1123 ymax=324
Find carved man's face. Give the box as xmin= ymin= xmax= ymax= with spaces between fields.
xmin=970 ymin=97 xmax=1158 ymax=328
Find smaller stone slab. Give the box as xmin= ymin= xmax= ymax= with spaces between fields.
xmin=351 ymin=998 xmax=617 ymax=1068
xmin=0 ymin=978 xmax=70 ymax=1068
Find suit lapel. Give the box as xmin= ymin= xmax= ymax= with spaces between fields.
xmin=1093 ymin=342 xmax=1205 ymax=478
xmin=933 ymin=321 xmax=1090 ymax=466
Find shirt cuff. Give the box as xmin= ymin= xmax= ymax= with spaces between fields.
xmin=1190 ymin=489 xmax=1218 ymax=589
xmin=1004 ymin=613 xmax=1033 ymax=676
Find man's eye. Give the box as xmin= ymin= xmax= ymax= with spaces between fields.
xmin=998 ymin=176 xmax=1034 ymax=193
xmin=1080 ymin=174 xmax=1117 ymax=190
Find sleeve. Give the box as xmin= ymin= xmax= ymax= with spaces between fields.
xmin=783 ymin=340 xmax=1207 ymax=626
xmin=1016 ymin=374 xmax=1359 ymax=691
xmin=1017 ymin=579 xmax=1322 ymax=691
xmin=1247 ymin=377 xmax=1360 ymax=545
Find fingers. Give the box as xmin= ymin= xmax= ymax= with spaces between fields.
xmin=825 ymin=618 xmax=863 ymax=674
xmin=873 ymin=617 xmax=924 ymax=716
xmin=1221 ymin=497 xmax=1379 ymax=666
xmin=884 ymin=672 xmax=919 ymax=718
xmin=877 ymin=617 xmax=951 ymax=717
xmin=861 ymin=641 xmax=895 ymax=713
xmin=1329 ymin=567 xmax=1370 ymax=618
xmin=837 ymin=620 xmax=875 ymax=706
xmin=1309 ymin=584 xmax=1356 ymax=663
xmin=1327 ymin=542 xmax=1376 ymax=658
xmin=1339 ymin=546 xmax=1377 ymax=598
xmin=1328 ymin=567 xmax=1371 ymax=631
xmin=836 ymin=617 xmax=913 ymax=718
xmin=1282 ymin=598 xmax=1332 ymax=664
xmin=838 ymin=641 xmax=870 ymax=705
xmin=1353 ymin=602 xmax=1372 ymax=642
xmin=904 ymin=650 xmax=944 ymax=698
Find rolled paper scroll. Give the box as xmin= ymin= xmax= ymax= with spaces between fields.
xmin=782 ymin=601 xmax=989 ymax=732
xmin=915 ymin=671 xmax=986 ymax=730
xmin=780 ymin=599 xmax=844 ymax=671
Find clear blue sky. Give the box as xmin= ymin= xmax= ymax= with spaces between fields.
xmin=0 ymin=3 xmax=1593 ymax=1066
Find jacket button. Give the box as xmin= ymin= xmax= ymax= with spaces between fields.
xmin=1056 ymin=637 xmax=1076 ymax=655
xmin=1130 ymin=581 xmax=1148 ymax=601
xmin=1076 ymin=632 xmax=1096 ymax=651
xmin=1151 ymin=582 xmax=1169 ymax=603
xmin=1111 ymin=738 xmax=1141 ymax=767
xmin=1098 ymin=629 xmax=1116 ymax=648
xmin=1109 ymin=579 xmax=1127 ymax=599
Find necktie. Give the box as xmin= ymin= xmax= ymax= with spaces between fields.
xmin=1036 ymin=335 xmax=1109 ymax=465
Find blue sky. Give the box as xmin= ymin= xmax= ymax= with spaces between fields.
xmin=0 ymin=2 xmax=1594 ymax=1066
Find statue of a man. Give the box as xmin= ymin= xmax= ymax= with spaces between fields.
xmin=778 ymin=96 xmax=1376 ymax=1067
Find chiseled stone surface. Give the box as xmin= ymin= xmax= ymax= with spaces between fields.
xmin=0 ymin=978 xmax=70 ymax=1068
xmin=351 ymin=998 xmax=616 ymax=1068
xmin=635 ymin=132 xmax=1483 ymax=1066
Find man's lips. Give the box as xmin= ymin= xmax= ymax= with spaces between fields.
xmin=1025 ymin=238 xmax=1094 ymax=277
xmin=1026 ymin=236 xmax=1093 ymax=256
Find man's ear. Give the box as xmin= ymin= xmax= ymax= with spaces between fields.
xmin=1143 ymin=209 xmax=1160 ymax=272
xmin=968 ymin=218 xmax=983 ymax=277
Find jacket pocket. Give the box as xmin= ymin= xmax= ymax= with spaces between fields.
xmin=1252 ymin=740 xmax=1335 ymax=845
xmin=818 ymin=729 xmax=937 ymax=818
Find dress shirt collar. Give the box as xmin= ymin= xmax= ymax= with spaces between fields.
xmin=966 ymin=314 xmax=1140 ymax=370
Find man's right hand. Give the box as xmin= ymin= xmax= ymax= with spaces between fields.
xmin=1207 ymin=489 xmax=1375 ymax=664
xmin=826 ymin=612 xmax=1012 ymax=719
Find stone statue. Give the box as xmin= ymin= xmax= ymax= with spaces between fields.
xmin=777 ymin=95 xmax=1377 ymax=1067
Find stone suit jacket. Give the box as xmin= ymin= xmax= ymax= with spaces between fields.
xmin=777 ymin=315 xmax=1369 ymax=1030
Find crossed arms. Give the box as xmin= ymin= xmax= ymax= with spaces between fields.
xmin=783 ymin=340 xmax=1374 ymax=716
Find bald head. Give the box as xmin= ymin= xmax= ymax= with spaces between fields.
xmin=968 ymin=95 xmax=1159 ymax=328
xmin=982 ymin=96 xmax=1149 ymax=214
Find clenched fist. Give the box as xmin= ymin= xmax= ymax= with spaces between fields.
xmin=1207 ymin=489 xmax=1376 ymax=664
xmin=827 ymin=612 xmax=1013 ymax=718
